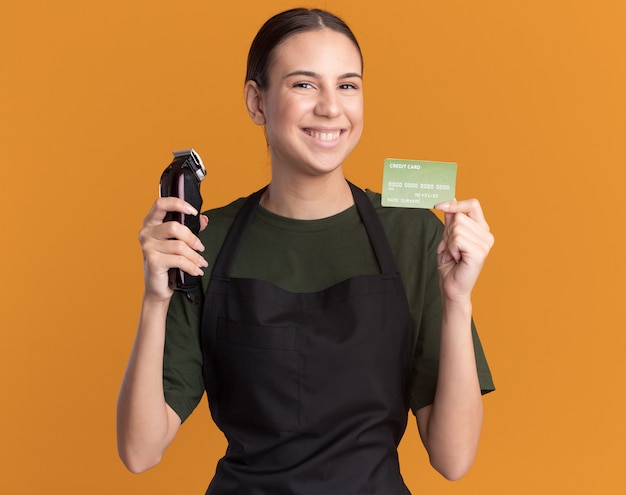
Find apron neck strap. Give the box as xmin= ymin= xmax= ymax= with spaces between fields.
xmin=212 ymin=182 xmax=399 ymax=278
xmin=347 ymin=182 xmax=399 ymax=275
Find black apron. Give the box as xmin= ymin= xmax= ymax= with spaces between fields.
xmin=201 ymin=182 xmax=413 ymax=494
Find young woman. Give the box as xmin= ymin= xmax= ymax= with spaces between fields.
xmin=117 ymin=7 xmax=495 ymax=493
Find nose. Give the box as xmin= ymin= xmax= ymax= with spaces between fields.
xmin=314 ymin=88 xmax=341 ymax=118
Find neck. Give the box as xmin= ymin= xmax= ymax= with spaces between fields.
xmin=260 ymin=171 xmax=354 ymax=220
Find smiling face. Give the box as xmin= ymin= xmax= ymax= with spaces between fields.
xmin=245 ymin=29 xmax=364 ymax=179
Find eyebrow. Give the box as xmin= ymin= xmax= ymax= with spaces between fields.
xmin=284 ymin=70 xmax=362 ymax=79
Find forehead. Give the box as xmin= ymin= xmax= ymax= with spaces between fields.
xmin=269 ymin=29 xmax=362 ymax=75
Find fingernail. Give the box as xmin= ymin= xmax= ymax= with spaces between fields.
xmin=195 ymin=240 xmax=205 ymax=252
xmin=185 ymin=204 xmax=199 ymax=215
xmin=435 ymin=201 xmax=450 ymax=211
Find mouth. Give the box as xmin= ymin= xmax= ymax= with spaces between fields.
xmin=302 ymin=128 xmax=343 ymax=142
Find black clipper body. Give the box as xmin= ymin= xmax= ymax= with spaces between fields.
xmin=159 ymin=149 xmax=206 ymax=303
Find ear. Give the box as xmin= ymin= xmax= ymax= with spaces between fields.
xmin=244 ymin=80 xmax=266 ymax=125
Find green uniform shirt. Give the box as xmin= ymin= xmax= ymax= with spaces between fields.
xmin=163 ymin=189 xmax=495 ymax=423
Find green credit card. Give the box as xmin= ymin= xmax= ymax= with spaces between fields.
xmin=381 ymin=158 xmax=457 ymax=209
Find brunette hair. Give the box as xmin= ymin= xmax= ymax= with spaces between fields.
xmin=245 ymin=8 xmax=363 ymax=89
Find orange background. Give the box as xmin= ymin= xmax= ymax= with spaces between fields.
xmin=2 ymin=0 xmax=625 ymax=493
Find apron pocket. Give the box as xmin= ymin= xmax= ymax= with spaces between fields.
xmin=216 ymin=318 xmax=301 ymax=433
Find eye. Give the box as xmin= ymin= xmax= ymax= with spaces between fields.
xmin=338 ymin=82 xmax=359 ymax=91
xmin=293 ymin=82 xmax=315 ymax=90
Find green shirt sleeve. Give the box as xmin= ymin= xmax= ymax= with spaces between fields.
xmin=367 ymin=190 xmax=495 ymax=414
xmin=163 ymin=289 xmax=205 ymax=422
xmin=163 ymin=198 xmax=245 ymax=423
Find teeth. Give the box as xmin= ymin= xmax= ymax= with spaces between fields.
xmin=305 ymin=129 xmax=341 ymax=141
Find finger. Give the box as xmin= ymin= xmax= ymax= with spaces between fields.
xmin=435 ymin=198 xmax=489 ymax=229
xmin=442 ymin=210 xmax=464 ymax=245
xmin=140 ymin=220 xmax=206 ymax=256
xmin=443 ymin=211 xmax=455 ymax=233
xmin=157 ymin=239 xmax=209 ymax=269
xmin=199 ymin=214 xmax=209 ymax=232
xmin=144 ymin=248 xmax=208 ymax=278
xmin=444 ymin=217 xmax=494 ymax=264
xmin=439 ymin=209 xmax=494 ymax=261
xmin=144 ymin=236 xmax=208 ymax=272
xmin=448 ymin=211 xmax=494 ymax=245
xmin=143 ymin=197 xmax=199 ymax=227
xmin=437 ymin=239 xmax=456 ymax=266
xmin=160 ymin=221 xmax=206 ymax=252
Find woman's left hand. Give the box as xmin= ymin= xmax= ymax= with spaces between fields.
xmin=434 ymin=199 xmax=494 ymax=303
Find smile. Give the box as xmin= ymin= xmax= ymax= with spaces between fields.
xmin=303 ymin=129 xmax=342 ymax=142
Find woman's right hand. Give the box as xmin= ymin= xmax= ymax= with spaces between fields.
xmin=138 ymin=197 xmax=209 ymax=301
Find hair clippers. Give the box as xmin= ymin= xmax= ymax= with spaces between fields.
xmin=159 ymin=148 xmax=206 ymax=303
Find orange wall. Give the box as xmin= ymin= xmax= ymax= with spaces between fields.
xmin=2 ymin=0 xmax=625 ymax=493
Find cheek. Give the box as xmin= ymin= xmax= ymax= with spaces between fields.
xmin=265 ymin=97 xmax=299 ymax=127
xmin=346 ymin=95 xmax=364 ymax=116
xmin=347 ymin=101 xmax=364 ymax=128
